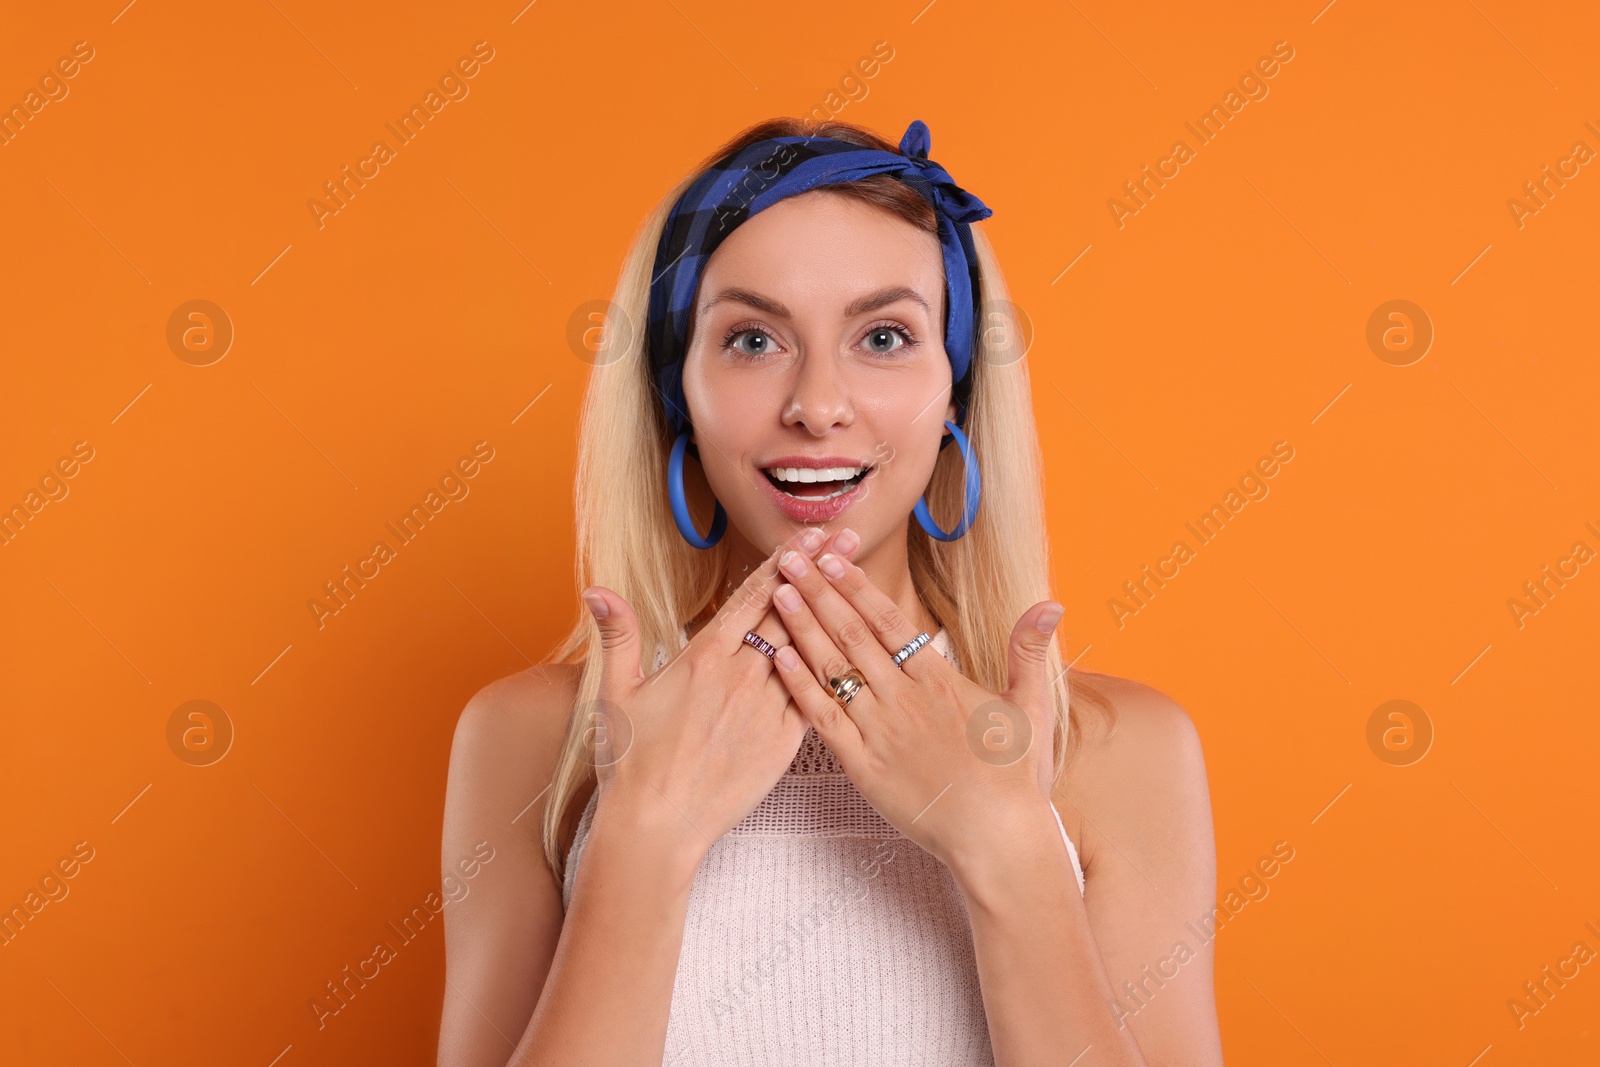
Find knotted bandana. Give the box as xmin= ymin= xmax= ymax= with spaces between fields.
xmin=646 ymin=119 xmax=994 ymax=437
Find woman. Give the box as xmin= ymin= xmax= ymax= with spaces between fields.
xmin=438 ymin=117 xmax=1223 ymax=1066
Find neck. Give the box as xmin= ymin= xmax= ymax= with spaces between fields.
xmin=691 ymin=527 xmax=941 ymax=641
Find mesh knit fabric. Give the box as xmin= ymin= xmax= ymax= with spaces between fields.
xmin=562 ymin=628 xmax=1087 ymax=1066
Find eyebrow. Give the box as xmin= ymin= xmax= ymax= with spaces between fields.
xmin=699 ymin=285 xmax=931 ymax=320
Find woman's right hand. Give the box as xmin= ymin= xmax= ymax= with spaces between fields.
xmin=577 ymin=526 xmax=854 ymax=864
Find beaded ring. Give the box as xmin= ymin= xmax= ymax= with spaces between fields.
xmin=742 ymin=630 xmax=778 ymax=659
xmin=892 ymin=631 xmax=932 ymax=667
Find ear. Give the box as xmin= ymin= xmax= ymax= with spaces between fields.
xmin=944 ymin=399 xmax=957 ymax=427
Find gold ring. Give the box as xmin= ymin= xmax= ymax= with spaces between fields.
xmin=828 ymin=668 xmax=867 ymax=708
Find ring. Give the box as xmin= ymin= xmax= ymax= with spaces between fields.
xmin=742 ymin=630 xmax=778 ymax=659
xmin=892 ymin=631 xmax=932 ymax=667
xmin=828 ymin=668 xmax=867 ymax=708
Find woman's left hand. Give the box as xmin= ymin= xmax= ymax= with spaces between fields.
xmin=768 ymin=539 xmax=1067 ymax=877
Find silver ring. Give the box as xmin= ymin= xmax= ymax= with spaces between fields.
xmin=891 ymin=631 xmax=931 ymax=667
xmin=742 ymin=630 xmax=778 ymax=659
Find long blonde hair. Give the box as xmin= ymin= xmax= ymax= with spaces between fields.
xmin=541 ymin=117 xmax=1110 ymax=880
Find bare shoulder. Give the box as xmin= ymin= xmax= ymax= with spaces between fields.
xmin=1064 ymin=671 xmax=1206 ymax=778
xmin=446 ymin=663 xmax=587 ymax=839
xmin=1054 ymin=671 xmax=1213 ymax=880
xmin=453 ymin=664 xmax=583 ymax=760
xmin=1048 ymin=678 xmax=1224 ymax=1061
xmin=438 ymin=663 xmax=589 ymax=1064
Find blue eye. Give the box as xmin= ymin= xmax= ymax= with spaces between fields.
xmin=721 ymin=321 xmax=784 ymax=358
xmin=719 ymin=320 xmax=920 ymax=359
xmin=863 ymin=323 xmax=919 ymax=355
xmin=725 ymin=328 xmax=777 ymax=357
xmin=864 ymin=327 xmax=904 ymax=354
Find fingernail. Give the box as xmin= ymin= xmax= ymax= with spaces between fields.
xmin=779 ymin=550 xmax=808 ymax=578
xmin=799 ymin=528 xmax=825 ymax=552
xmin=1036 ymin=602 xmax=1064 ymax=633
xmin=817 ymin=553 xmax=845 ymax=579
xmin=835 ymin=527 xmax=860 ymax=554
xmin=774 ymin=584 xmax=801 ymax=612
xmin=776 ymin=645 xmax=800 ymax=670
xmin=582 ymin=592 xmax=608 ymax=619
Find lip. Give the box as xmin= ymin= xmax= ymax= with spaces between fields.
xmin=758 ymin=455 xmax=872 ymax=470
xmin=760 ymin=467 xmax=871 ymax=523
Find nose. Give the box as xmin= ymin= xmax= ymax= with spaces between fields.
xmin=780 ymin=351 xmax=854 ymax=434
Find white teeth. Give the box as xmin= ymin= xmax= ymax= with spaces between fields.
xmin=762 ymin=463 xmax=869 ymax=501
xmin=765 ymin=465 xmax=865 ymax=483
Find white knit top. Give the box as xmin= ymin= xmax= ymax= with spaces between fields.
xmin=561 ymin=628 xmax=1086 ymax=1066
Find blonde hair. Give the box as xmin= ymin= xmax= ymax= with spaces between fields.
xmin=540 ymin=117 xmax=1110 ymax=880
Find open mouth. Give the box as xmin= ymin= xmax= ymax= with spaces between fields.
xmin=761 ymin=464 xmax=873 ymax=500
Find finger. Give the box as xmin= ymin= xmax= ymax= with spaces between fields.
xmin=710 ymin=524 xmax=864 ymax=655
xmin=724 ymin=523 xmax=867 ymax=670
xmin=822 ymin=525 xmax=864 ymax=562
xmin=772 ymin=642 xmax=865 ymax=769
xmin=776 ymin=547 xmax=902 ymax=692
xmin=808 ymin=549 xmax=951 ymax=687
xmin=1003 ymin=600 xmax=1065 ymax=711
xmin=771 ymin=580 xmax=874 ymax=730
xmin=735 ymin=602 xmax=791 ymax=674
xmin=745 ymin=620 xmax=799 ymax=710
xmin=582 ymin=586 xmax=642 ymax=699
xmin=765 ymin=529 xmax=864 ymax=639
xmin=706 ymin=526 xmax=828 ymax=654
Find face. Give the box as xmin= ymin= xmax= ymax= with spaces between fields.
xmin=680 ymin=191 xmax=958 ymax=559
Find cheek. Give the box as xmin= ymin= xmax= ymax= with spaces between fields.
xmin=681 ymin=348 xmax=777 ymax=426
xmin=705 ymin=370 xmax=781 ymax=419
xmin=689 ymin=374 xmax=777 ymax=451
xmin=681 ymin=373 xmax=770 ymax=495
xmin=857 ymin=429 xmax=943 ymax=510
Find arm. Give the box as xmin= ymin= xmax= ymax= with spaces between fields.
xmin=441 ymin=526 xmax=834 ymax=1065
xmin=437 ymin=669 xmax=705 ymax=1067
xmin=437 ymin=670 xmax=570 ymax=1066
xmin=513 ymin=795 xmax=704 ymax=1065
xmin=953 ymin=682 xmax=1223 ymax=1067
xmin=758 ymin=549 xmax=1222 ymax=1063
xmin=954 ymin=801 xmax=1151 ymax=1066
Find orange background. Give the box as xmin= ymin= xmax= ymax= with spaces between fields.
xmin=2 ymin=0 xmax=1597 ymax=1063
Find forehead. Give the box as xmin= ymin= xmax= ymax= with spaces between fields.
xmin=697 ymin=191 xmax=944 ymax=307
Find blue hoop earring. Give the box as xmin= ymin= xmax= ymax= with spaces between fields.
xmin=914 ymin=420 xmax=981 ymax=542
xmin=668 ymin=429 xmax=726 ymax=549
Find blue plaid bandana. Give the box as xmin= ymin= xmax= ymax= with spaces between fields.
xmin=647 ymin=119 xmax=994 ymax=438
